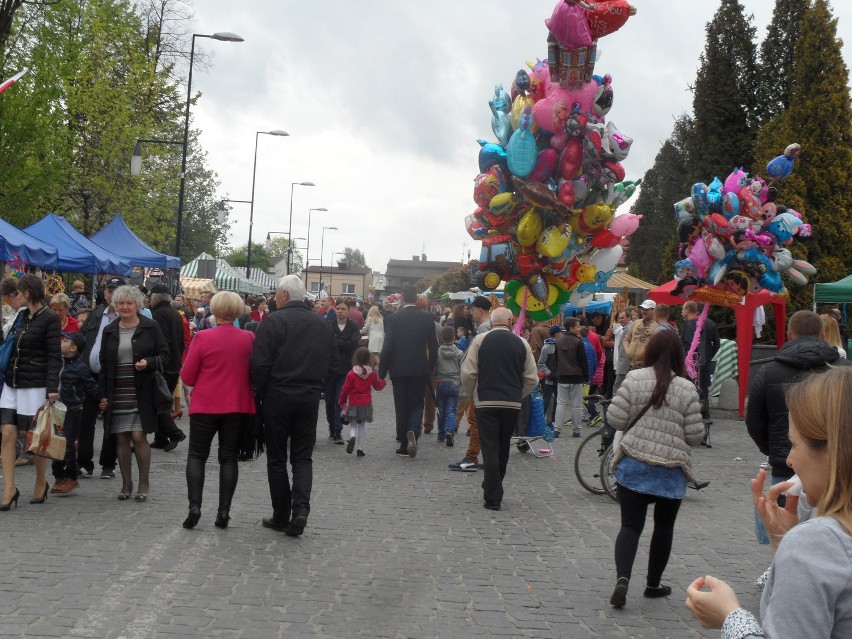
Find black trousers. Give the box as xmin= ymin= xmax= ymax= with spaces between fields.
xmin=52 ymin=407 xmax=82 ymax=479
xmin=391 ymin=376 xmax=428 ymax=451
xmin=153 ymin=371 xmax=184 ymax=445
xmin=185 ymin=413 xmax=244 ymax=511
xmin=77 ymin=373 xmax=117 ymax=473
xmin=263 ymin=397 xmax=318 ymax=525
xmin=476 ymin=407 xmax=518 ymax=506
xmin=614 ymin=483 xmax=682 ymax=586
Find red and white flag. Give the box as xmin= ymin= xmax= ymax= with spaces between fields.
xmin=0 ymin=68 xmax=29 ymax=96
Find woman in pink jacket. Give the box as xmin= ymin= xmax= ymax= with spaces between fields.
xmin=179 ymin=292 xmax=256 ymax=530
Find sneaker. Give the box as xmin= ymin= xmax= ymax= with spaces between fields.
xmin=588 ymin=414 xmax=603 ymax=427
xmin=407 ymin=432 xmax=417 ymax=458
xmin=445 ymin=432 xmax=454 ymax=447
xmin=346 ymin=437 xmax=356 ymax=454
xmin=436 ymin=436 xmax=445 ymax=443
xmin=572 ymin=427 xmax=582 ymax=438
xmin=760 ymin=457 xmax=770 ymax=470
xmin=395 ymin=448 xmax=409 ymax=457
xmin=100 ymin=468 xmax=115 ymax=479
xmin=78 ymin=468 xmax=92 ymax=478
xmin=563 ymin=421 xmax=573 ymax=429
xmin=332 ymin=434 xmax=344 ymax=445
xmin=356 ymin=450 xmax=366 ymax=457
xmin=448 ymin=459 xmax=478 ymax=472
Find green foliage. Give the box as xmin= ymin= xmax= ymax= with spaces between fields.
xmin=754 ymin=0 xmax=852 ymax=310
xmin=0 ymin=0 xmax=229 ymax=264
xmin=686 ymin=0 xmax=759 ymax=178
xmin=428 ymin=262 xmax=477 ymax=298
xmin=264 ymin=236 xmax=305 ymax=274
xmin=227 ymin=242 xmax=270 ymax=271
xmin=341 ymin=247 xmax=368 ymax=269
xmin=755 ymin=0 xmax=806 ymax=126
xmin=626 ymin=116 xmax=693 ymax=283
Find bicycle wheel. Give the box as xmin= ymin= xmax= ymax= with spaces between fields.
xmin=574 ymin=428 xmax=606 ymax=495
xmin=600 ymin=444 xmax=618 ymax=502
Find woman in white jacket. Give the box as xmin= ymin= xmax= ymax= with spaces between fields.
xmin=607 ymin=329 xmax=704 ymax=608
xmin=363 ymin=305 xmax=384 ymax=366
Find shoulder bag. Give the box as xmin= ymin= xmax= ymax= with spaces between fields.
xmin=152 ymin=356 xmax=174 ymax=415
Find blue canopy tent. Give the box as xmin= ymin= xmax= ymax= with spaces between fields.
xmin=24 ymin=214 xmax=132 ymax=276
xmin=89 ymin=214 xmax=180 ymax=268
xmin=0 ymin=217 xmax=59 ymax=270
xmin=560 ymin=299 xmax=613 ymax=317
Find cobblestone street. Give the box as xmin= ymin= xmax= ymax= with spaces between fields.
xmin=2 ymin=385 xmax=773 ymax=638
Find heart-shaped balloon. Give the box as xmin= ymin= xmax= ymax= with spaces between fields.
xmin=585 ymin=0 xmax=634 ymax=40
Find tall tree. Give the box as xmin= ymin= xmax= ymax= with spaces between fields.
xmin=754 ymin=0 xmax=806 ymax=127
xmin=754 ymin=0 xmax=852 ymax=307
xmin=686 ymin=0 xmax=759 ymax=180
xmin=625 ymin=116 xmax=693 ymax=283
xmin=341 ymin=247 xmax=368 ymax=269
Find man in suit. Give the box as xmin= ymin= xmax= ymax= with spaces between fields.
xmin=148 ymin=285 xmax=187 ymax=451
xmin=379 ymin=286 xmax=439 ymax=458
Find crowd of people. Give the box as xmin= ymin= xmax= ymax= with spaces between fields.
xmin=1 ymin=272 xmax=850 ymax=637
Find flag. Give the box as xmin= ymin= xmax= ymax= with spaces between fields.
xmin=0 ymin=68 xmax=28 ymax=96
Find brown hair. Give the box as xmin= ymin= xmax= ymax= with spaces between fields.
xmin=683 ymin=300 xmax=698 ymax=315
xmin=822 ymin=317 xmax=844 ymax=350
xmin=788 ymin=310 xmax=824 ymax=338
xmin=16 ymin=273 xmax=45 ymax=304
xmin=643 ymin=329 xmax=687 ymax=409
xmin=786 ymin=367 xmax=852 ymax=534
xmin=440 ymin=326 xmax=455 ymax=344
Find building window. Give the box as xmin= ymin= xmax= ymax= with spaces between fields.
xmin=341 ymin=283 xmax=355 ymax=295
xmin=310 ymin=282 xmax=320 ymax=293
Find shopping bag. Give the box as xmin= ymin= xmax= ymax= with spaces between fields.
xmin=25 ymin=401 xmax=67 ymax=461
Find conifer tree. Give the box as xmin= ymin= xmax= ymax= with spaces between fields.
xmin=755 ymin=0 xmax=852 ymax=307
xmin=754 ymin=0 xmax=806 ymax=127
xmin=686 ymin=0 xmax=759 ymax=180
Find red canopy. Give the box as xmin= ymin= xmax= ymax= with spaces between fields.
xmin=647 ymin=280 xmax=787 ymax=416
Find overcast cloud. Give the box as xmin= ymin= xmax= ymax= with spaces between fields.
xmin=186 ymin=1 xmax=852 ymax=273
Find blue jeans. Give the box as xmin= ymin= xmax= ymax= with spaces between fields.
xmin=324 ymin=373 xmax=346 ymax=436
xmin=755 ymin=475 xmax=788 ymax=544
xmin=435 ymin=381 xmax=459 ymax=438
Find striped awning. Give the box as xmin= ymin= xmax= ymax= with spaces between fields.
xmin=180 ymin=253 xmax=265 ymax=294
xmin=248 ymin=267 xmax=276 ymax=291
xmin=604 ymin=271 xmax=656 ymax=293
xmin=180 ymin=277 xmax=217 ymax=299
xmin=710 ymin=338 xmax=738 ymax=397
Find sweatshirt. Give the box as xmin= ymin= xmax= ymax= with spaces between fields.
xmin=338 ymin=365 xmax=386 ymax=408
xmin=434 ymin=344 xmax=464 ymax=384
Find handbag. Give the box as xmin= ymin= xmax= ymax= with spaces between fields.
xmin=152 ymin=357 xmax=174 ymax=415
xmin=0 ymin=312 xmax=24 ymax=373
xmin=25 ymin=401 xmax=67 ymax=461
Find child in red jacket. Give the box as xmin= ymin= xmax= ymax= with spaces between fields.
xmin=338 ymin=347 xmax=386 ymax=456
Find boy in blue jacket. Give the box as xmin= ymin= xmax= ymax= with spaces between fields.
xmin=580 ymin=326 xmax=601 ymax=427
xmin=51 ymin=332 xmax=99 ymax=494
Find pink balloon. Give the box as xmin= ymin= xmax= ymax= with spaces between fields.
xmin=608 ymin=213 xmax=643 ymax=237
xmin=688 ymin=237 xmax=713 ymax=277
xmin=530 ymin=148 xmax=558 ymax=182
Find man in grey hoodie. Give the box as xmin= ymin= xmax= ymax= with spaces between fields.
xmin=434 ymin=326 xmax=464 ymax=447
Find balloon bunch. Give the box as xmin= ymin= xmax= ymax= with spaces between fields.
xmin=671 ymin=144 xmax=816 ymax=307
xmin=465 ymin=0 xmax=641 ymax=321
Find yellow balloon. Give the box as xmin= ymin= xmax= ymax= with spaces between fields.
xmin=536 ymin=225 xmax=571 ymax=258
xmin=511 ymin=94 xmax=537 ymax=132
xmin=489 ymin=192 xmax=519 ymax=218
xmin=570 ymin=202 xmax=614 ymax=236
xmin=514 ymin=283 xmax=558 ymax=311
xmin=516 ymin=209 xmax=543 ymax=247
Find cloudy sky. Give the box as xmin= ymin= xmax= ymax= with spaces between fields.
xmin=187 ymin=0 xmax=852 ymax=274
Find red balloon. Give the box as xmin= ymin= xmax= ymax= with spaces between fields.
xmin=530 ymin=148 xmax=558 ymax=182
xmin=590 ymin=230 xmax=620 ymax=249
xmin=585 ymin=0 xmax=634 ymax=40
xmin=558 ymin=181 xmax=575 ymax=207
xmin=559 ymin=137 xmax=583 ymax=181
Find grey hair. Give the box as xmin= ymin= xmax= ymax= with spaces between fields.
xmin=491 ymin=306 xmax=514 ymax=325
xmin=276 ymin=274 xmax=306 ymax=301
xmin=112 ymin=285 xmax=146 ymax=309
xmin=152 ymin=292 xmax=172 ymax=306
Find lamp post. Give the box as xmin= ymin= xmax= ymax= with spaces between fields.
xmin=287 ymin=182 xmax=315 ymax=274
xmin=175 ymin=31 xmax=244 ymax=259
xmin=245 ymin=130 xmax=288 ymax=278
xmin=319 ymin=226 xmax=338 ymax=295
xmin=330 ymin=251 xmax=343 ymax=298
xmin=304 ymin=207 xmax=327 ymax=285
xmin=130 ymin=138 xmax=183 ymax=176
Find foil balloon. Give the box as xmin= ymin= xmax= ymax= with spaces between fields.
xmin=536 ymin=225 xmax=571 ymax=257
xmin=530 ymin=148 xmax=558 ymax=182
xmin=674 ymin=196 xmax=697 ymax=223
xmin=489 ymin=90 xmax=513 ymax=147
xmin=558 ymin=136 xmax=583 ymax=181
xmin=591 ymin=74 xmax=614 ymax=121
xmin=608 ymin=213 xmax=642 ymax=237
xmin=585 ymin=0 xmax=637 ymax=39
xmin=516 ymin=209 xmax=544 ymax=247
xmin=723 ymin=167 xmax=749 ymax=195
xmin=473 ymin=165 xmax=507 ymax=208
xmin=488 ymin=192 xmax=522 ymax=218
xmin=526 ymin=59 xmax=550 ymax=102
xmin=570 ymin=202 xmax=613 ymax=236
xmin=557 ymin=180 xmax=575 ymax=207
xmin=507 ymin=106 xmax=538 ymax=178
xmin=589 ymin=229 xmax=620 ymax=249
xmin=738 ymin=186 xmax=762 ymax=221
xmin=706 ymin=177 xmax=724 ymax=213
xmin=601 ymin=121 xmax=632 ymax=161
xmin=545 ymin=0 xmax=594 ymax=49
xmin=569 ymin=289 xmax=595 ymax=308
xmin=721 ymin=191 xmax=740 ymax=219
xmin=588 ymin=245 xmax=623 ymax=272
xmin=511 ymin=93 xmax=535 ymax=131
xmin=610 ymin=178 xmax=641 ymax=207
xmin=477 ymin=139 xmax=507 ymax=173
xmin=691 ymin=183 xmax=709 ymax=219
xmin=465 ymin=214 xmax=487 ymax=239
xmin=765 ymin=143 xmax=801 ymax=179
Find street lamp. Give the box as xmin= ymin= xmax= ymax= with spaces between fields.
xmin=175 ymin=31 xmax=244 ymax=258
xmin=287 ymin=182 xmax=315 ymax=274
xmin=319 ymin=226 xmax=338 ymax=294
xmin=246 ymin=130 xmax=289 ymax=277
xmin=130 ymin=138 xmax=183 ymax=176
xmin=304 ymin=207 xmax=327 ymax=285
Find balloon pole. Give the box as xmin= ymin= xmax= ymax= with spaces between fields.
xmin=514 ymin=287 xmax=528 ymax=336
xmin=685 ymin=303 xmax=710 ymax=381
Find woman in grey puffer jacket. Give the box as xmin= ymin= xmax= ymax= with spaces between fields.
xmin=607 ymin=329 xmax=704 ymax=609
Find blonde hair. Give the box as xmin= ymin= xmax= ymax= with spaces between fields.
xmin=49 ymin=293 xmax=70 ymax=309
xmin=210 ymin=291 xmax=244 ymax=323
xmin=786 ymin=367 xmax=852 ymax=534
xmin=367 ymin=305 xmax=382 ymax=323
xmin=822 ymin=317 xmax=844 ymax=350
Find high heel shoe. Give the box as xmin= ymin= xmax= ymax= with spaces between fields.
xmin=183 ymin=505 xmax=201 ymax=529
xmin=0 ymin=488 xmax=20 ymax=511
xmin=214 ymin=510 xmax=230 ymax=529
xmin=30 ymin=483 xmax=49 ymax=504
xmin=118 ymin=483 xmax=133 ymax=501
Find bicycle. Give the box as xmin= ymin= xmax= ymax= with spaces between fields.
xmin=573 ymin=395 xmax=618 ymax=501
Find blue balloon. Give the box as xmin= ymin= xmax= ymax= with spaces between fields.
xmin=765 ymin=143 xmax=800 ymax=179
xmin=506 ymin=108 xmax=537 ymax=178
xmin=477 ymin=139 xmax=507 ymax=173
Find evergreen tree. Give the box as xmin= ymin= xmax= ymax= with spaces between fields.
xmin=686 ymin=0 xmax=759 ymax=180
xmin=341 ymin=247 xmax=368 ymax=269
xmin=625 ymin=116 xmax=693 ymax=283
xmin=754 ymin=0 xmax=852 ymax=307
xmin=754 ymin=0 xmax=806 ymax=126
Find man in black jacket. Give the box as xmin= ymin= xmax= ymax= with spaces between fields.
xmin=78 ymin=276 xmax=123 ymax=478
xmin=148 ymin=285 xmax=186 ymax=451
xmin=379 ymin=286 xmax=439 ymax=458
xmin=681 ymin=301 xmax=720 ymax=426
xmin=746 ymin=310 xmax=851 ymax=542
xmin=251 ymin=275 xmax=337 ymax=537
xmin=553 ymin=317 xmax=588 ymax=438
xmin=324 ymin=300 xmax=360 ymax=443
xmin=461 ymin=307 xmax=537 ymax=510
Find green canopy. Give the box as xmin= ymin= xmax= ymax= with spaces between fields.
xmin=814 ymin=274 xmax=852 ymax=304
xmin=181 ymin=252 xmax=265 ymax=295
